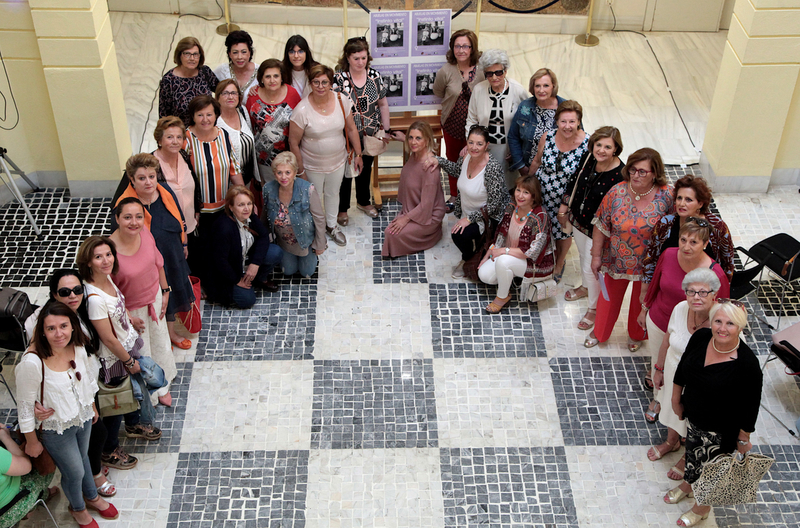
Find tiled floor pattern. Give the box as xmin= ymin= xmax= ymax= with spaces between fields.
xmin=3 ymin=178 xmax=800 ymax=527
xmin=372 ymin=200 xmax=429 ymax=285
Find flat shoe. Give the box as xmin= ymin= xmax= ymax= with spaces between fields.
xmin=357 ymin=204 xmax=379 ymax=218
xmin=170 ymin=338 xmax=191 ymax=350
xmin=69 ymin=506 xmax=99 ymax=528
xmin=486 ymin=295 xmax=512 ymax=314
xmin=158 ymin=392 xmax=173 ymax=407
xmin=577 ymin=310 xmax=596 ymax=331
xmin=584 ymin=334 xmax=599 ymax=348
xmin=664 ymin=486 xmax=693 ymax=505
xmin=337 ymin=213 xmax=349 ymax=226
xmin=628 ymin=339 xmax=643 ymax=353
xmin=678 ymin=509 xmax=709 ymax=527
xmin=668 ymin=463 xmax=685 ymax=481
xmin=565 ymin=287 xmax=588 ymax=301
xmin=85 ymin=498 xmax=119 ymax=520
xmin=648 ymin=440 xmax=680 ymax=461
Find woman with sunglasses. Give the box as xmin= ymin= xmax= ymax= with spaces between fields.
xmin=647 ymin=268 xmax=718 ymax=483
xmin=282 ymin=35 xmax=318 ymax=98
xmin=642 ymin=174 xmax=735 ymax=286
xmin=667 ymin=299 xmax=762 ymax=527
xmin=529 ymin=100 xmax=588 ymax=283
xmin=16 ymin=300 xmax=118 ymax=527
xmin=433 ymin=29 xmax=483 ymax=210
xmin=588 ymin=148 xmax=673 ymax=350
xmin=465 ymin=49 xmax=528 ymax=190
xmin=24 ymin=269 xmax=129 ymax=497
xmin=640 ymin=221 xmax=730 ymax=425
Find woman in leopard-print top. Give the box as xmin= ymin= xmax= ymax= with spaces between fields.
xmin=333 ymin=37 xmax=403 ymax=226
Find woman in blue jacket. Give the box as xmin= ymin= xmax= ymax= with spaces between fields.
xmin=207 ymin=186 xmax=283 ymax=308
xmin=263 ymin=152 xmax=327 ymax=278
xmin=508 ymin=68 xmax=565 ymax=176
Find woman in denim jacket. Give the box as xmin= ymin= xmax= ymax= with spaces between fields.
xmin=264 ymin=152 xmax=327 ymax=278
xmin=508 ymin=68 xmax=565 ymax=177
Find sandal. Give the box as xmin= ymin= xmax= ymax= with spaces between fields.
xmin=486 ymin=294 xmax=512 ymax=314
xmin=565 ymin=286 xmax=588 ymax=301
xmin=337 ymin=213 xmax=349 ymax=226
xmin=644 ymin=373 xmax=654 ymax=390
xmin=577 ymin=309 xmax=596 ymax=331
xmin=664 ymin=485 xmax=693 ymax=505
xmin=85 ymin=497 xmax=119 ymax=520
xmin=584 ymin=333 xmax=599 ymax=349
xmin=678 ymin=508 xmax=709 ymax=527
xmin=647 ymin=439 xmax=680 ymax=461
xmin=668 ymin=460 xmax=686 ymax=481
xmin=357 ymin=204 xmax=379 ymax=218
xmin=100 ymin=447 xmax=138 ymax=470
xmin=645 ymin=401 xmax=660 ymax=423
xmin=627 ymin=339 xmax=643 ymax=353
xmin=95 ymin=477 xmax=117 ymax=498
xmin=170 ymin=338 xmax=191 ymax=350
xmin=553 ymin=264 xmax=565 ymax=284
xmin=44 ymin=487 xmax=59 ymax=502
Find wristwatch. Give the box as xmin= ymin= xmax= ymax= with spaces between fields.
xmin=162 ymin=286 xmax=172 ymax=294
xmin=505 ymin=248 xmax=510 ymax=254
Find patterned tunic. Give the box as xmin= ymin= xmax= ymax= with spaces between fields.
xmin=535 ymin=130 xmax=589 ymax=241
xmin=184 ymin=128 xmax=241 ymax=213
xmin=333 ymin=68 xmax=387 ymax=136
xmin=529 ymin=105 xmax=556 ymax=161
xmin=487 ymin=85 xmax=510 ymax=145
xmin=246 ymin=85 xmax=302 ymax=168
xmin=158 ymin=66 xmax=219 ymax=125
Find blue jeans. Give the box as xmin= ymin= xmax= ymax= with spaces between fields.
xmin=40 ymin=419 xmax=96 ymax=511
xmin=282 ymin=251 xmax=317 ymax=278
xmin=231 ymin=245 xmax=283 ymax=308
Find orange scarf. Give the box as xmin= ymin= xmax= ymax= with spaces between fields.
xmin=115 ymin=184 xmax=187 ymax=245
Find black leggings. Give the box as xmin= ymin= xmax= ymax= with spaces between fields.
xmin=339 ymin=153 xmax=375 ymax=211
xmin=452 ymin=222 xmax=485 ymax=261
xmin=88 ymin=419 xmax=108 ymax=475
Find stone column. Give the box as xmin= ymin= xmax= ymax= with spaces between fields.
xmin=701 ymin=0 xmax=800 ymax=192
xmin=29 ymin=0 xmax=131 ymax=197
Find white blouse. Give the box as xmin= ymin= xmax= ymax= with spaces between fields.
xmin=15 ymin=346 xmax=99 ymax=434
xmin=85 ymin=279 xmax=138 ymax=364
xmin=457 ymin=154 xmax=488 ymax=218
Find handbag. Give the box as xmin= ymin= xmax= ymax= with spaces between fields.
xmin=176 ymin=275 xmax=202 ymax=334
xmin=347 ymin=72 xmax=388 ymax=157
xmin=0 ymin=287 xmax=36 ymax=351
xmin=16 ymin=352 xmax=56 ymax=475
xmin=692 ymin=452 xmax=774 ymax=506
xmin=97 ymin=375 xmax=139 ymax=417
xmin=562 ymin=153 xmax=593 ymax=236
xmin=520 ymin=211 xmax=558 ymax=302
xmin=337 ymin=93 xmax=359 ymax=179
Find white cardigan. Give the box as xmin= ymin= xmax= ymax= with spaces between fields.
xmin=465 ymin=78 xmax=529 ymax=137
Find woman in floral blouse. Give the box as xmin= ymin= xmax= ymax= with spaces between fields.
xmin=588 ymin=148 xmax=673 ymax=350
xmin=159 ymin=37 xmax=219 ymax=125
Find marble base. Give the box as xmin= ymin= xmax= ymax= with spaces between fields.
xmin=68 ymin=178 xmax=121 ymax=198
xmin=0 ymin=171 xmax=66 ymax=206
xmin=771 ymin=167 xmax=800 ymax=187
xmin=700 ymin=152 xmax=772 ymax=193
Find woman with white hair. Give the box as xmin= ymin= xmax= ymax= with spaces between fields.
xmin=466 ymin=49 xmax=529 ymax=190
xmin=665 ymin=299 xmax=763 ymax=527
xmin=647 ymin=267 xmax=719 ymax=480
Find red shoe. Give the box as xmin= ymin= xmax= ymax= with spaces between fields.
xmin=69 ymin=506 xmax=100 ymax=528
xmin=85 ymin=497 xmax=119 ymax=519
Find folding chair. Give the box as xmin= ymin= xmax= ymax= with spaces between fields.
xmin=737 ymin=233 xmax=800 ymax=330
xmin=760 ymin=321 xmax=800 ymax=438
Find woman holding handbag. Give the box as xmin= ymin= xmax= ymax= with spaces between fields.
xmin=557 ymin=126 xmax=625 ymax=332
xmin=77 ymin=236 xmax=162 ymax=471
xmin=15 ymin=301 xmax=118 ymax=528
xmin=289 ymin=64 xmax=363 ymax=246
xmin=333 ymin=37 xmax=403 ymax=226
xmin=667 ymin=300 xmax=763 ymax=527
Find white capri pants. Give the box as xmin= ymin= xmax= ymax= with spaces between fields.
xmin=307 ymin=165 xmax=346 ymax=229
xmin=478 ymin=254 xmax=528 ymax=298
xmin=573 ymin=229 xmax=600 ymax=310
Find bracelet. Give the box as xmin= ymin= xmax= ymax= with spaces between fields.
xmin=641 ymin=303 xmax=649 ymax=312
xmin=557 ymin=213 xmax=567 ymax=217
xmin=738 ymin=439 xmax=749 ymax=445
xmin=653 ymin=364 xmax=664 ymax=372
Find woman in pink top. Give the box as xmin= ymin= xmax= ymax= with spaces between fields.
xmin=640 ymin=219 xmax=729 ymax=423
xmin=289 ymin=64 xmax=362 ymax=247
xmin=109 ymin=198 xmax=176 ymax=407
xmin=153 ymin=116 xmax=201 ymax=237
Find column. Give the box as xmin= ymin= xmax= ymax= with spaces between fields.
xmin=29 ymin=0 xmax=131 ymax=197
xmin=701 ymin=0 xmax=800 ymax=192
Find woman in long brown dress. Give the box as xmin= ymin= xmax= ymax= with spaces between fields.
xmin=382 ymin=121 xmax=446 ymax=258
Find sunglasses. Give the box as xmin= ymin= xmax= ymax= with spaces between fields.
xmin=685 ymin=289 xmax=715 ymax=298
xmin=347 ymin=36 xmax=367 ymax=43
xmin=716 ymin=298 xmax=747 ymax=310
xmin=484 ymin=69 xmax=505 ymax=78
xmin=57 ymin=285 xmax=84 ymax=298
xmin=69 ymin=360 xmax=82 ymax=382
xmin=686 ymin=216 xmax=710 ymax=228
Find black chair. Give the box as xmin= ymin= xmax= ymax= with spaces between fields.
xmin=737 ymin=233 xmax=800 ymax=330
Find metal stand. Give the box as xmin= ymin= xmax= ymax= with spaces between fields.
xmin=215 ymin=0 xmax=241 ymax=36
xmin=575 ymin=0 xmax=600 ymax=47
xmin=0 ymin=147 xmax=42 ymax=239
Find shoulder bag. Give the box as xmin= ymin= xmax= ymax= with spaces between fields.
xmin=692 ymin=451 xmax=774 ymax=506
xmin=562 ymin=153 xmax=593 ymax=236
xmin=337 ymin=93 xmax=359 ymax=179
xmin=520 ymin=211 xmax=558 ymax=302
xmin=176 ymin=275 xmax=202 ymax=334
xmin=16 ymin=352 xmax=56 ymax=475
xmin=347 ymin=73 xmax=387 ymax=157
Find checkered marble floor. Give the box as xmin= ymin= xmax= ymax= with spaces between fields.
xmin=2 ymin=176 xmax=800 ymax=528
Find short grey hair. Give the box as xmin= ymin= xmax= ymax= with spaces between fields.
xmin=478 ymin=49 xmax=510 ymax=72
xmin=682 ymin=267 xmax=721 ymax=292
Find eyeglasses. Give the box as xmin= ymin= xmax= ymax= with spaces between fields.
xmin=57 ymin=285 xmax=84 ymax=298
xmin=628 ymin=167 xmax=653 ymax=177
xmin=288 ymin=49 xmax=306 ymax=56
xmin=484 ymin=69 xmax=505 ymax=78
xmin=685 ymin=289 xmax=715 ymax=298
xmin=686 ymin=216 xmax=710 ymax=228
xmin=454 ymin=44 xmax=472 ymax=50
xmin=716 ymin=298 xmax=747 ymax=310
xmin=68 ymin=360 xmax=82 ymax=382
xmin=220 ymin=91 xmax=239 ymax=98
xmin=182 ymin=52 xmax=201 ymax=59
xmin=311 ymin=80 xmax=330 ymax=87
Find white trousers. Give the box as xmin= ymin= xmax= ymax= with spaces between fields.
xmin=573 ymin=228 xmax=599 ymax=310
xmin=478 ymin=254 xmax=528 ymax=298
xmin=645 ymin=312 xmax=667 ymax=403
xmin=307 ymin=165 xmax=346 ymax=229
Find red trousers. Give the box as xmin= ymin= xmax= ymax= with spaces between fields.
xmin=594 ymin=274 xmax=647 ymax=343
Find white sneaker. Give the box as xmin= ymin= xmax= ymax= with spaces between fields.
xmin=451 ymin=260 xmax=465 ymax=279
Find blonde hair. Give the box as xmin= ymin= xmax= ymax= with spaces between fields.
xmin=272 ymin=151 xmax=298 ymax=173
xmin=710 ymin=301 xmax=748 ymax=331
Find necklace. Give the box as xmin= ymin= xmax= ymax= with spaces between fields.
xmin=514 ymin=207 xmax=532 ymax=222
xmin=712 ymin=337 xmax=739 ymax=354
xmin=690 ymin=311 xmax=709 ymax=332
xmin=629 ymin=182 xmax=655 ymax=200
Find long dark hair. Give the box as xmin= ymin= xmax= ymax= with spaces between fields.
xmin=48 ymin=269 xmax=99 ymax=355
xmin=281 ymin=35 xmax=316 ymax=85
xmin=32 ymin=300 xmax=88 ymax=359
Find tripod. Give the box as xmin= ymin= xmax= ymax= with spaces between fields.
xmin=0 ymin=146 xmax=42 ymax=239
